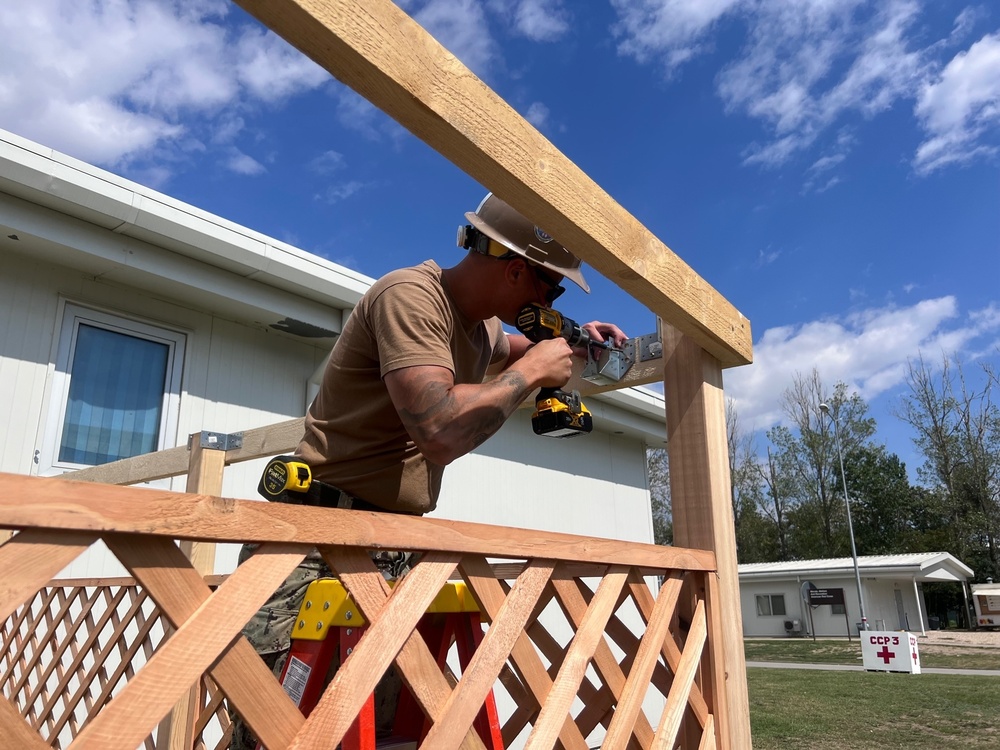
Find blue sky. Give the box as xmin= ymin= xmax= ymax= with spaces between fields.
xmin=2 ymin=0 xmax=998 ymax=474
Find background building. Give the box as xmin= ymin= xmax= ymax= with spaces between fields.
xmin=739 ymin=552 xmax=973 ymax=637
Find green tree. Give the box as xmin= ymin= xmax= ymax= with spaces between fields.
xmin=756 ymin=439 xmax=795 ymax=561
xmin=895 ymin=355 xmax=1000 ymax=580
xmin=767 ymin=370 xmax=876 ymax=559
xmin=726 ymin=399 xmax=774 ymax=562
xmin=842 ymin=444 xmax=913 ymax=554
xmin=646 ymin=447 xmax=672 ymax=545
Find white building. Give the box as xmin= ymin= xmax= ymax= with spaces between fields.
xmin=739 ymin=553 xmax=974 ymax=638
xmin=0 ymin=127 xmax=667 ymax=580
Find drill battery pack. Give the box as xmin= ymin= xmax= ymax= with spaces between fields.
xmin=532 ymin=390 xmax=593 ymax=438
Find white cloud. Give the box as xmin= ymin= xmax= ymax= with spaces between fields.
xmin=0 ymin=0 xmax=327 ymax=173
xmin=754 ymin=248 xmax=780 ymax=267
xmin=724 ymin=296 xmax=1000 ymax=431
xmin=315 ymin=181 xmax=368 ymax=204
xmin=525 ymin=102 xmax=550 ymax=128
xmin=334 ymin=90 xmax=409 ymax=144
xmin=211 ymin=115 xmax=246 ymax=145
xmin=512 ymin=0 xmax=570 ymax=40
xmin=721 ymin=0 xmax=925 ymax=168
xmin=611 ymin=1 xmax=999 ymax=175
xmin=234 ymin=25 xmax=329 ymax=102
xmin=308 ymin=150 xmax=346 ymax=175
xmin=913 ymin=32 xmax=1000 ymax=174
xmin=610 ymin=0 xmax=742 ymax=70
xmin=224 ymin=149 xmax=266 ymax=175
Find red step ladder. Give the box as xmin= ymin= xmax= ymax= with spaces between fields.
xmin=272 ymin=578 xmax=504 ymax=750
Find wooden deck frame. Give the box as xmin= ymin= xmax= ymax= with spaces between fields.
xmin=224 ymin=0 xmax=752 ymax=746
xmin=2 ymin=0 xmax=753 ymax=746
xmin=1 ymin=472 xmax=721 ymax=749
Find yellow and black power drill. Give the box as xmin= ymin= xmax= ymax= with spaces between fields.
xmin=515 ymin=303 xmax=603 ymax=438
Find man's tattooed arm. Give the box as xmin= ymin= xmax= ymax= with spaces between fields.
xmin=385 ymin=365 xmax=535 ymax=466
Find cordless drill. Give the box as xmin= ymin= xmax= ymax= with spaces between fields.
xmin=515 ymin=304 xmax=598 ymax=438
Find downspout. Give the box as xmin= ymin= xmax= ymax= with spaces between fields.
xmin=961 ymin=579 xmax=972 ymax=630
xmin=796 ymin=575 xmax=808 ymax=636
xmin=913 ymin=577 xmax=926 ymax=636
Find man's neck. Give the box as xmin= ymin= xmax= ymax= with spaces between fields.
xmin=441 ymin=257 xmax=498 ymax=322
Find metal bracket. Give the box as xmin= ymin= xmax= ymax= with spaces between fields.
xmin=581 ymin=330 xmax=662 ymax=387
xmin=582 ymin=348 xmax=634 ymax=386
xmin=632 ymin=332 xmax=663 ymax=362
xmin=188 ymin=431 xmax=244 ymax=451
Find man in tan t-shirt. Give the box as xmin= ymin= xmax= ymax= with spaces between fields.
xmin=232 ymin=194 xmax=625 ymax=749
xmin=295 ymin=193 xmax=625 ymax=514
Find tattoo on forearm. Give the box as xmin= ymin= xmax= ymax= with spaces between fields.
xmin=494 ymin=370 xmax=529 ymax=400
xmin=398 ymin=380 xmax=456 ymax=430
xmin=398 ymin=369 xmax=533 ymax=454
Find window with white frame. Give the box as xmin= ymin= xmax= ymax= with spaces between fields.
xmin=40 ymin=303 xmax=186 ymax=472
xmin=755 ymin=594 xmax=786 ymax=617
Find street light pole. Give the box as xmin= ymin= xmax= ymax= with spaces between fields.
xmin=819 ymin=402 xmax=869 ymax=632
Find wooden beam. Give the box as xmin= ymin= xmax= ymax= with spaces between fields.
xmin=231 ymin=0 xmax=752 ymax=369
xmin=64 ymin=418 xmax=305 ymax=486
xmin=662 ymin=325 xmax=751 ymax=749
xmin=0 ymin=473 xmax=715 ymax=572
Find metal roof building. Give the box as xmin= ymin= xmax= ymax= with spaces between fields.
xmin=738 ymin=552 xmax=973 ymax=638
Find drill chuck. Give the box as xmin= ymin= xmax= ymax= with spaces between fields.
xmin=516 ymin=304 xmax=608 ymax=349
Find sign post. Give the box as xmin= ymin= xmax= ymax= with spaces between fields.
xmin=807 ymin=587 xmax=850 ymax=640
xmin=861 ymin=632 xmax=921 ymax=674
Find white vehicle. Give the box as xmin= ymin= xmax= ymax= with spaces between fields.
xmin=972 ymin=582 xmax=1000 ymax=628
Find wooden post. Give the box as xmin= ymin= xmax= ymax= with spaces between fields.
xmin=164 ymin=434 xmax=227 ymax=750
xmin=179 ymin=435 xmax=226 ymax=574
xmin=662 ymin=325 xmax=751 ymax=749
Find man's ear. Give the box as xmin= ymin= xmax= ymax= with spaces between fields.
xmin=502 ymin=257 xmax=528 ymax=286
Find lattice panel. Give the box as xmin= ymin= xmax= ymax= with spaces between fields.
xmin=0 ymin=579 xmax=231 ymax=750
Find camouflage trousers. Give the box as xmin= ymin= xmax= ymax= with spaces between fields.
xmin=229 ymin=544 xmax=415 ymax=750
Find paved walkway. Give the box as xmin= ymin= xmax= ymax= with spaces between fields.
xmin=746 ymin=660 xmax=1000 ymax=676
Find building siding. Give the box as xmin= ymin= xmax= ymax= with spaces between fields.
xmin=741 ymin=575 xmax=929 ymax=637
xmin=441 ymin=410 xmax=653 ymax=542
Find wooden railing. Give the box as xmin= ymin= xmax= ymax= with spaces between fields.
xmin=0 ymin=472 xmax=722 ymax=749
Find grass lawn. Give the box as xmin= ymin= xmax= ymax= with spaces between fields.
xmin=749 ymin=668 xmax=1000 ymax=749
xmin=744 ymin=638 xmax=1000 ymax=670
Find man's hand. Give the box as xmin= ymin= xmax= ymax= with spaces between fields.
xmin=582 ymin=321 xmax=628 ymax=350
xmin=518 ymin=338 xmax=574 ymax=388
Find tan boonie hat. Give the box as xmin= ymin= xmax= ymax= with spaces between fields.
xmin=462 ymin=193 xmax=590 ymax=293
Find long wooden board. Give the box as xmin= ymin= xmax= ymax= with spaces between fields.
xmin=0 ymin=473 xmax=715 ymax=573
xmin=232 ymin=0 xmax=752 ymax=368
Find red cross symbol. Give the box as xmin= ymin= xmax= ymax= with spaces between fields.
xmin=912 ymin=648 xmax=919 ymax=663
xmin=876 ymin=645 xmax=896 ymax=664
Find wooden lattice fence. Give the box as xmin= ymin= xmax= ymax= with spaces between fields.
xmin=0 ymin=472 xmax=723 ymax=749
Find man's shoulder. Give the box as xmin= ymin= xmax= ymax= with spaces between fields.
xmin=371 ymin=261 xmax=441 ymax=295
xmin=358 ymin=261 xmax=448 ymax=324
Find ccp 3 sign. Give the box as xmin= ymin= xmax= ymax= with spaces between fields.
xmin=869 ymin=635 xmax=900 ymax=645
xmin=860 ymin=630 xmax=920 ymax=674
